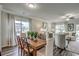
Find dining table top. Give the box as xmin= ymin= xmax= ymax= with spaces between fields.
xmin=27 ymin=38 xmax=46 ymax=50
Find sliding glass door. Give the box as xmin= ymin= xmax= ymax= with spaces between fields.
xmin=21 ymin=21 xmax=29 ymax=33
xmin=15 ymin=20 xmax=29 ymax=37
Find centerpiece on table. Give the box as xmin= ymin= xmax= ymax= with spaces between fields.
xmin=27 ymin=31 xmax=38 ymax=41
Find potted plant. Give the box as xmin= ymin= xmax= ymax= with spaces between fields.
xmin=27 ymin=31 xmax=38 ymax=41
xmin=34 ymin=32 xmax=38 ymax=38
xmin=30 ymin=32 xmax=34 ymax=40
xmin=33 ymin=32 xmax=38 ymax=41
xmin=27 ymin=31 xmax=31 ymax=39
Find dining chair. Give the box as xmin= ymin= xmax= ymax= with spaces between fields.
xmin=17 ymin=36 xmax=27 ymax=56
xmin=20 ymin=38 xmax=33 ymax=56
xmin=19 ymin=33 xmax=27 ymax=55
xmin=17 ymin=36 xmax=22 ymax=55
xmin=17 ymin=33 xmax=34 ymax=56
xmin=17 ymin=36 xmax=26 ymax=56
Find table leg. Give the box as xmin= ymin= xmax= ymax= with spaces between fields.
xmin=33 ymin=49 xmax=37 ymax=56
xmin=0 ymin=51 xmax=1 ymax=56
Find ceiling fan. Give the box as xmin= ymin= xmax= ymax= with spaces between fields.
xmin=61 ymin=13 xmax=75 ymax=21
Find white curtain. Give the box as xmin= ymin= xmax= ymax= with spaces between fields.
xmin=8 ymin=14 xmax=16 ymax=46
xmin=1 ymin=12 xmax=31 ymax=47
xmin=1 ymin=12 xmax=16 ymax=47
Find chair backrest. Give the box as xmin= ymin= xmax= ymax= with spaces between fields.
xmin=17 ymin=33 xmax=31 ymax=55
xmin=20 ymin=33 xmax=26 ymax=38
xmin=17 ymin=36 xmax=25 ymax=48
xmin=18 ymin=33 xmax=26 ymax=48
xmin=20 ymin=37 xmax=31 ymax=55
xmin=20 ymin=37 xmax=25 ymax=48
xmin=55 ymin=33 xmax=66 ymax=49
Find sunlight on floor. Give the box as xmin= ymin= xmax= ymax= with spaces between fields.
xmin=67 ymin=40 xmax=79 ymax=55
xmin=2 ymin=46 xmax=46 ymax=56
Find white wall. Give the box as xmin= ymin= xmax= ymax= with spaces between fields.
xmin=31 ymin=19 xmax=43 ymax=32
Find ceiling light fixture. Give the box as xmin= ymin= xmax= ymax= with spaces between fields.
xmin=26 ymin=3 xmax=37 ymax=9
xmin=66 ymin=18 xmax=70 ymax=21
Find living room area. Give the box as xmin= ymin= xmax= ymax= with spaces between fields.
xmin=53 ymin=18 xmax=79 ymax=56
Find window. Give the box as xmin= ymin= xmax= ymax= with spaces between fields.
xmin=22 ymin=21 xmax=29 ymax=33
xmin=76 ymin=25 xmax=79 ymax=40
xmin=55 ymin=24 xmax=65 ymax=33
xmin=15 ymin=21 xmax=21 ymax=36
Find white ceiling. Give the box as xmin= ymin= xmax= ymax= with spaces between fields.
xmin=0 ymin=3 xmax=79 ymax=22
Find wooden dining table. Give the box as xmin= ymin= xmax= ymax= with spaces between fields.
xmin=27 ymin=39 xmax=46 ymax=56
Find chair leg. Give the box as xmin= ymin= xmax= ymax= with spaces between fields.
xmin=23 ymin=50 xmax=25 ymax=56
xmin=21 ymin=49 xmax=23 ymax=56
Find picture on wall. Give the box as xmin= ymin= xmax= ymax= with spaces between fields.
xmin=68 ymin=23 xmax=74 ymax=31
